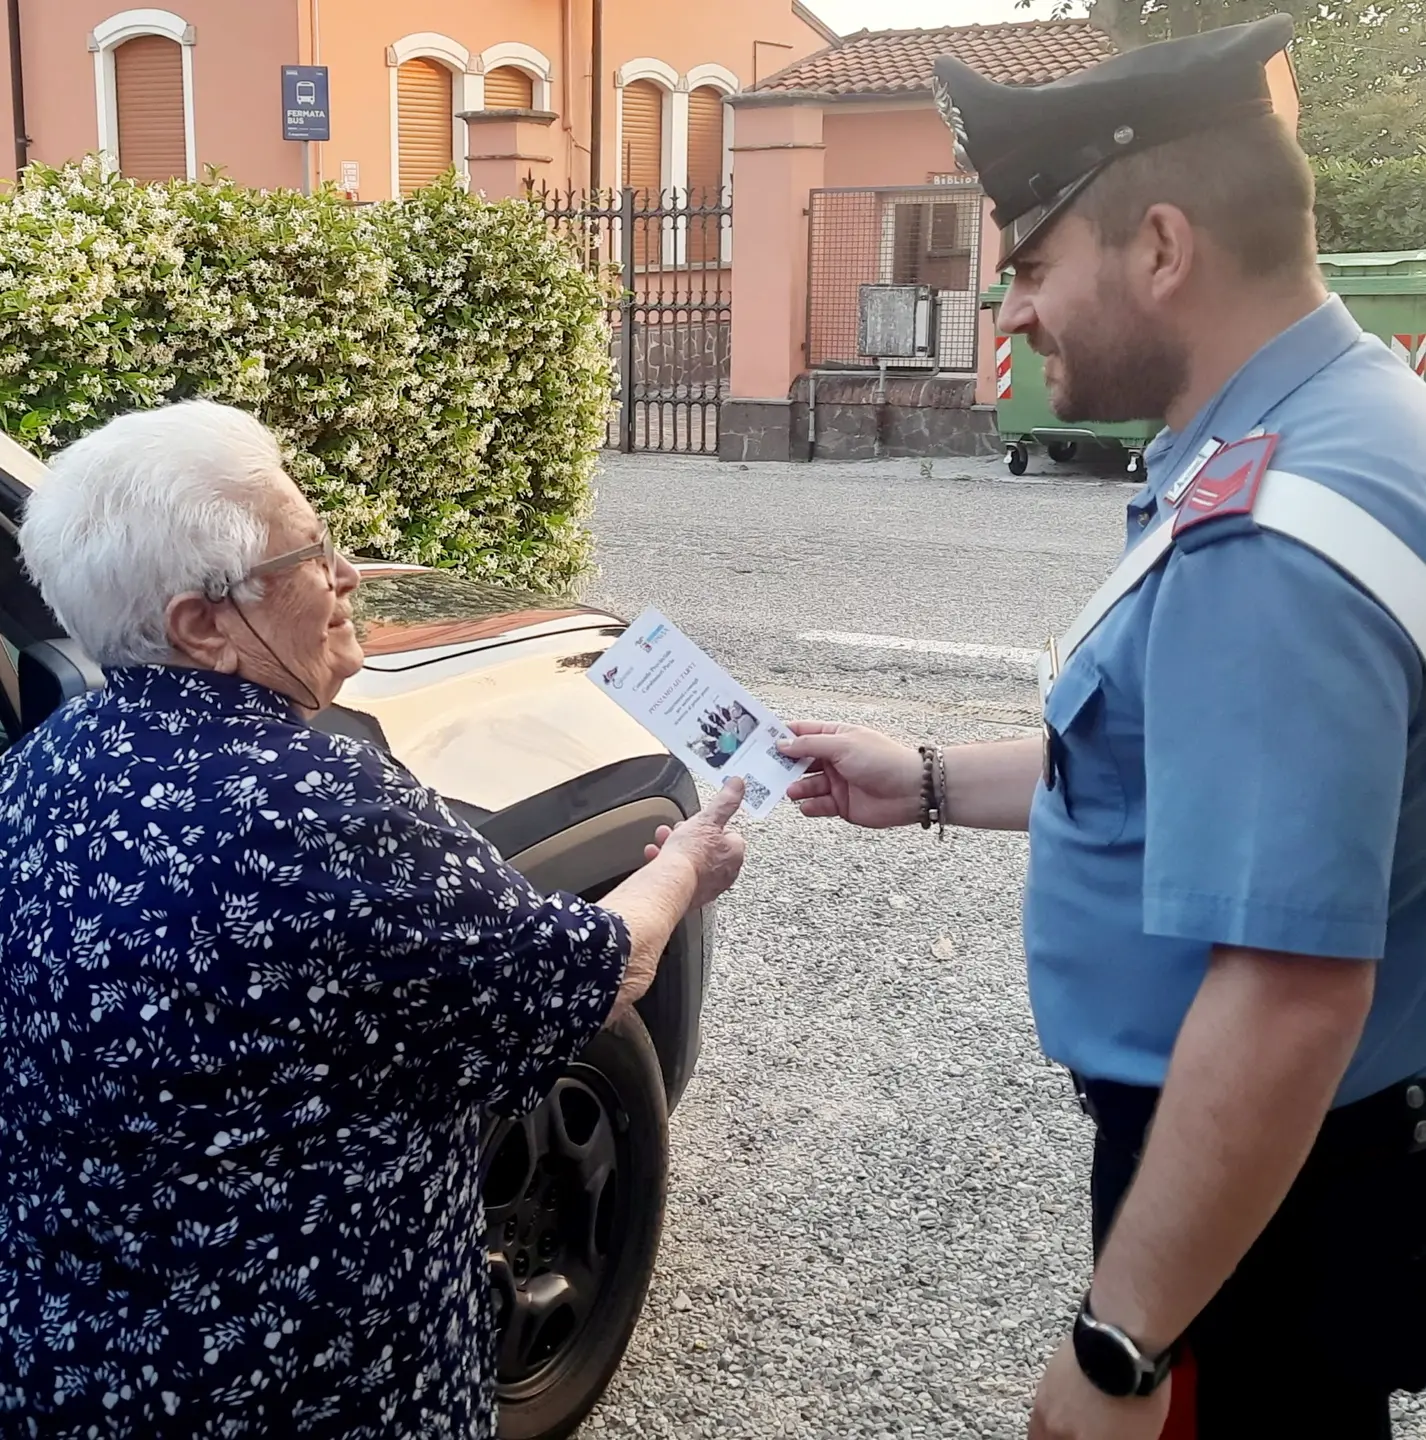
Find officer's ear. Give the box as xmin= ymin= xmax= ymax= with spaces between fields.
xmin=1131 ymin=202 xmax=1196 ymax=308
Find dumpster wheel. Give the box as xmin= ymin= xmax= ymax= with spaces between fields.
xmin=1125 ymin=449 xmax=1144 ymax=476
xmin=1047 ymin=440 xmax=1078 ymax=463
xmin=1005 ymin=442 xmax=1030 ymax=477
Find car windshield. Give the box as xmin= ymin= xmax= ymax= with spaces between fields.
xmin=352 ymin=568 xmax=596 ymax=657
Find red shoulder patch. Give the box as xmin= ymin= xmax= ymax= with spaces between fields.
xmin=1172 ymin=433 xmax=1279 ymax=538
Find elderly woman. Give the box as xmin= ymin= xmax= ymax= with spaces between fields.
xmin=0 ymin=401 xmax=745 ymax=1437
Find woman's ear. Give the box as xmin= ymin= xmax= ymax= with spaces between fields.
xmin=166 ymin=592 xmax=240 ymax=673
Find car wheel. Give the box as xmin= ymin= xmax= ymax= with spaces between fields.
xmin=484 ymin=1009 xmax=669 ymax=1440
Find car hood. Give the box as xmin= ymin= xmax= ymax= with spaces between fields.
xmin=331 ymin=565 xmax=669 ymax=815
xmin=348 ymin=564 xmax=616 ymax=670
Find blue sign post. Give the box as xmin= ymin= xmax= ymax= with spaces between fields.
xmin=282 ymin=65 xmax=330 ymax=194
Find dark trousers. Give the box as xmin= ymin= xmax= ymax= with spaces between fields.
xmin=1084 ymin=1076 xmax=1426 ymax=1439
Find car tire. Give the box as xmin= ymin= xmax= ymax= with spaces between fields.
xmin=484 ymin=1008 xmax=670 ymax=1440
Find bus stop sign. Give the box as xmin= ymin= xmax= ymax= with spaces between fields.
xmin=282 ymin=66 xmax=330 ymax=143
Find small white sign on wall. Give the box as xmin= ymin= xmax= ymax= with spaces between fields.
xmin=340 ymin=160 xmax=360 ymax=196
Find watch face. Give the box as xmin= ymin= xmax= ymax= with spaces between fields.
xmin=1073 ymin=1315 xmax=1141 ymax=1398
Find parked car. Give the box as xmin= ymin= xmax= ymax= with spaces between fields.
xmin=0 ymin=431 xmax=713 ymax=1440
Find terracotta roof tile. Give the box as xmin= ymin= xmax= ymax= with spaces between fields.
xmin=753 ymin=19 xmax=1115 ymax=96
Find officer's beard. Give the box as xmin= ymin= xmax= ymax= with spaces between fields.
xmin=1041 ymin=269 xmax=1190 ymax=425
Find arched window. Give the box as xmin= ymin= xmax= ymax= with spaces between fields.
xmin=617 ymin=60 xmax=677 ymax=267
xmin=90 ymin=9 xmax=197 ymax=181
xmin=388 ymin=33 xmax=475 ymax=198
xmin=478 ymin=44 xmax=553 ymax=112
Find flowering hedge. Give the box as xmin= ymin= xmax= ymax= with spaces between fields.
xmin=0 ymin=159 xmax=616 ymax=590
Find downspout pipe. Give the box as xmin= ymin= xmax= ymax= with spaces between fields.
xmin=589 ymin=0 xmax=603 ymax=195
xmin=7 ymin=0 xmax=27 ymax=177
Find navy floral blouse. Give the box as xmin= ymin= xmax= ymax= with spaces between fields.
xmin=0 ymin=666 xmax=629 ymax=1438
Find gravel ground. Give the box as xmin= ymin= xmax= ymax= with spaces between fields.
xmin=572 ymin=453 xmax=1426 ymax=1439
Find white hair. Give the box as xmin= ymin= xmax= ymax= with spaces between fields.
xmin=19 ymin=401 xmax=286 ymax=667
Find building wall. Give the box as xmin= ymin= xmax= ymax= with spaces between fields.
xmin=823 ymin=106 xmax=960 ymax=189
xmin=0 ymin=0 xmax=303 ymax=188
xmin=0 ymin=0 xmax=827 ymax=197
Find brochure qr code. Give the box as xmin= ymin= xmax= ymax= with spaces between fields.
xmin=587 ymin=607 xmax=812 ymax=818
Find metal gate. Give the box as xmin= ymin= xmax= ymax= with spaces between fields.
xmin=528 ymin=183 xmax=733 ymax=454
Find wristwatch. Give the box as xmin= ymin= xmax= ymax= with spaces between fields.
xmin=1071 ymin=1294 xmax=1174 ymax=1398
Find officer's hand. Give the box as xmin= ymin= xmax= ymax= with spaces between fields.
xmin=1028 ymin=1336 xmax=1171 ymax=1440
xmin=777 ymin=721 xmax=924 ymax=829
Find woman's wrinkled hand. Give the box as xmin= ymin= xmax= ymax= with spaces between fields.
xmin=643 ymin=776 xmax=747 ymax=910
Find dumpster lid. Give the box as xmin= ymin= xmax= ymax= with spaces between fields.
xmin=1318 ymin=250 xmax=1426 ymax=271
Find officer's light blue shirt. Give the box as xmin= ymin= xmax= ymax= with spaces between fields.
xmin=1023 ymin=296 xmax=1426 ymax=1107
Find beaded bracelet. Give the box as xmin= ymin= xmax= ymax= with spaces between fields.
xmin=917 ymin=744 xmax=948 ymax=842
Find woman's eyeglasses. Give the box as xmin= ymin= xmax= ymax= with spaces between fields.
xmin=205 ymin=527 xmax=341 ymax=602
xmin=246 ymin=528 xmax=340 ymax=585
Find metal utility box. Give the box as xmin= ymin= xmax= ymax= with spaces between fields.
xmin=858 ymin=284 xmax=937 ymax=362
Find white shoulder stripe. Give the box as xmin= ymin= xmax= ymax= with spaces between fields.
xmin=1038 ymin=469 xmax=1426 ymax=703
xmin=1254 ymin=469 xmax=1426 ymax=664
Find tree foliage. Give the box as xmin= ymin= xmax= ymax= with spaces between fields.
xmin=1311 ymin=155 xmax=1426 ymax=252
xmin=1020 ymin=0 xmax=1315 ymax=51
xmin=1293 ymin=1 xmax=1426 ymax=163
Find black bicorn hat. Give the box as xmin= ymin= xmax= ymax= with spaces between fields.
xmin=933 ymin=14 xmax=1295 ymax=269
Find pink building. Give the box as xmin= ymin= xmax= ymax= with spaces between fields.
xmin=0 ymin=0 xmax=835 ymax=199
xmin=720 ymin=21 xmax=1300 ymax=462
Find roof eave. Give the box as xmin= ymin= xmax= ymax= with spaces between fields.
xmin=733 ymin=85 xmax=934 ymax=107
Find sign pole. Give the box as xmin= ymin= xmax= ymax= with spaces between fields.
xmin=302 ymin=140 xmax=311 ymax=196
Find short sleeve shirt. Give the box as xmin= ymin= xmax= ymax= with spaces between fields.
xmin=1023 ymin=297 xmax=1426 ymax=1105
xmin=0 ymin=665 xmax=629 ymax=1437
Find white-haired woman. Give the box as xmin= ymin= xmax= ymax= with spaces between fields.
xmin=0 ymin=400 xmax=745 ymax=1438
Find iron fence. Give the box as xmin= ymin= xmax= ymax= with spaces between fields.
xmin=807 ymin=180 xmax=983 ymax=375
xmin=527 ymin=182 xmax=733 ymax=454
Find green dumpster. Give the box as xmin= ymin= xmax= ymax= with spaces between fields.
xmin=1318 ymin=250 xmax=1426 ymax=377
xmin=980 ymin=251 xmax=1426 ymax=478
xmin=979 ymin=273 xmax=1159 ymax=477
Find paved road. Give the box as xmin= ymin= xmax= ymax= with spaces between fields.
xmin=587 ymin=451 xmax=1131 ymax=724
xmin=574 ymin=452 xmax=1426 ymax=1439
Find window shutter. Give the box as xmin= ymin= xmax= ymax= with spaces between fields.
xmin=621 ymin=80 xmax=663 ymax=201
xmin=686 ymin=86 xmax=725 ymax=264
xmin=114 ymin=35 xmax=186 ymax=182
xmin=622 ymin=80 xmax=663 ymax=266
xmin=686 ymin=87 xmax=724 ymax=205
xmin=398 ymin=58 xmax=454 ymax=197
xmin=484 ymin=66 xmax=534 ymax=110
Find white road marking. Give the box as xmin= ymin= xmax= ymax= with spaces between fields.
xmin=799 ymin=631 xmax=1039 ymax=666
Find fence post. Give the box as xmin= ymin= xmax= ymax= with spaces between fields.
xmin=619 ymin=186 xmax=636 ymax=453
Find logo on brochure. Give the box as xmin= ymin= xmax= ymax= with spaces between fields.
xmin=600 ymin=665 xmax=626 ymax=690
xmin=635 ymin=623 xmax=667 ymax=654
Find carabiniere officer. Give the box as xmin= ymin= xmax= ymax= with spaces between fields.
xmin=778 ymin=15 xmax=1426 ymax=1438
